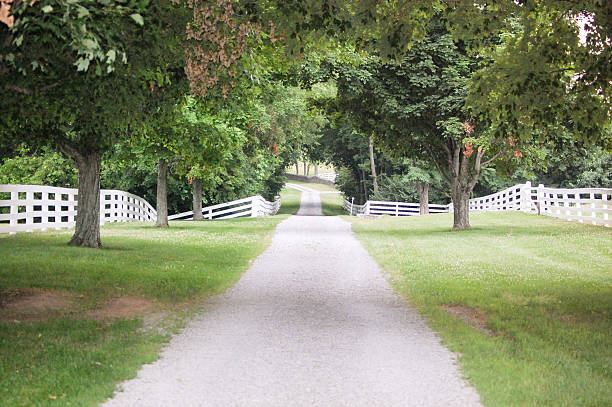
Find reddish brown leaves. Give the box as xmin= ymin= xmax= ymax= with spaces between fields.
xmin=463 ymin=143 xmax=474 ymax=157
xmin=1 ymin=0 xmax=14 ymax=28
xmin=185 ymin=0 xmax=274 ymax=98
xmin=461 ymin=121 xmax=474 ymax=135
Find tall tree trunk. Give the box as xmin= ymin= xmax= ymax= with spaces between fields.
xmin=361 ymin=169 xmax=368 ymax=203
xmin=314 ymin=164 xmax=319 ymax=177
xmin=192 ymin=178 xmax=203 ymax=221
xmin=450 ymin=180 xmax=471 ymax=230
xmin=156 ymin=157 xmax=169 ymax=227
xmin=306 ymin=163 xmax=310 ymax=176
xmin=303 ymin=160 xmax=307 ymax=176
xmin=369 ymin=134 xmax=379 ymax=194
xmin=69 ymin=149 xmax=102 ymax=248
xmin=417 ymin=181 xmax=429 ymax=215
xmin=447 ymin=141 xmax=486 ymax=230
xmin=295 ymin=162 xmax=299 ymax=175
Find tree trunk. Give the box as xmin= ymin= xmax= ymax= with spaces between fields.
xmin=295 ymin=162 xmax=299 ymax=175
xmin=451 ymin=182 xmax=471 ymax=230
xmin=303 ymin=161 xmax=307 ymax=176
xmin=192 ymin=178 xmax=203 ymax=221
xmin=156 ymin=157 xmax=169 ymax=227
xmin=361 ymin=169 xmax=368 ymax=203
xmin=314 ymin=165 xmax=319 ymax=177
xmin=369 ymin=134 xmax=379 ymax=194
xmin=417 ymin=181 xmax=429 ymax=215
xmin=446 ymin=141 xmax=486 ymax=230
xmin=69 ymin=149 xmax=102 ymax=248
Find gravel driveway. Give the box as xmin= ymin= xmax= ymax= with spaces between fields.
xmin=102 ymin=188 xmax=483 ymax=407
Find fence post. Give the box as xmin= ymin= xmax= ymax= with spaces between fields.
xmin=350 ymin=197 xmax=355 ymax=216
xmin=25 ymin=190 xmax=33 ymax=232
xmin=537 ymin=184 xmax=545 ymax=216
xmin=603 ymin=192 xmax=609 ymax=227
xmin=9 ymin=190 xmax=17 ymax=234
xmin=575 ymin=192 xmax=583 ymax=223
xmin=520 ymin=181 xmax=532 ymax=212
xmin=99 ymin=193 xmax=106 ymax=226
xmin=365 ymin=201 xmax=370 ymax=215
xmin=251 ymin=196 xmax=259 ymax=217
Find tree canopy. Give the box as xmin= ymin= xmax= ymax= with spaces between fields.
xmin=0 ymin=0 xmax=610 ymax=239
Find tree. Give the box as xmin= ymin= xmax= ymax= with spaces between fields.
xmin=0 ymin=0 xmax=154 ymax=247
xmin=448 ymin=1 xmax=611 ymax=147
xmin=0 ymin=145 xmax=78 ymax=187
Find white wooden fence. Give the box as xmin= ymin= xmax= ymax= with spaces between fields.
xmin=365 ymin=201 xmax=449 ymax=216
xmin=316 ymin=172 xmax=337 ymax=183
xmin=0 ymin=184 xmax=281 ymax=235
xmin=528 ymin=184 xmax=610 ymax=227
xmin=168 ymin=195 xmax=281 ymax=220
xmin=344 ymin=181 xmax=612 ymax=227
xmin=101 ymin=189 xmax=157 ymax=223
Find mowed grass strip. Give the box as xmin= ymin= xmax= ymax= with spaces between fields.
xmin=0 ymin=216 xmax=285 ymax=407
xmin=320 ymin=192 xmax=345 ymax=216
xmin=350 ymin=212 xmax=612 ymax=407
xmin=277 ymin=186 xmax=302 ymax=215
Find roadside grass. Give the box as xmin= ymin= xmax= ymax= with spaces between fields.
xmin=278 ymin=186 xmax=302 ymax=215
xmin=320 ymin=192 xmax=345 ymax=216
xmin=350 ymin=211 xmax=612 ymax=407
xmin=0 ymin=217 xmax=284 ymax=407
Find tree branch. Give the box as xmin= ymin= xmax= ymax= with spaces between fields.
xmin=4 ymin=81 xmax=61 ymax=95
xmin=481 ymin=150 xmax=503 ymax=167
xmin=425 ymin=142 xmax=451 ymax=183
xmin=5 ymin=85 xmax=33 ymax=95
xmin=468 ymin=148 xmax=486 ymax=191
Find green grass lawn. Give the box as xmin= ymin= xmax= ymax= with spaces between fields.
xmin=350 ymin=211 xmax=612 ymax=407
xmin=320 ymin=192 xmax=345 ymax=216
xmin=277 ymin=187 xmax=302 ymax=215
xmin=0 ymin=217 xmax=285 ymax=407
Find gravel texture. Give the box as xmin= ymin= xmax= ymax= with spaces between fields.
xmin=102 ymin=188 xmax=483 ymax=407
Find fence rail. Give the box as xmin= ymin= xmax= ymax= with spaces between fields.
xmin=168 ymin=195 xmax=281 ymax=221
xmin=366 ymin=201 xmax=449 ymax=216
xmin=315 ymin=172 xmax=337 ymax=182
xmin=1 ymin=184 xmax=281 ymax=235
xmin=342 ymin=198 xmax=365 ymax=216
xmin=343 ymin=182 xmax=611 ymax=227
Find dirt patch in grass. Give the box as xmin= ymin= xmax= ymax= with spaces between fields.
xmin=0 ymin=289 xmax=161 ymax=322
xmin=0 ymin=288 xmax=75 ymax=321
xmin=445 ymin=304 xmax=495 ymax=336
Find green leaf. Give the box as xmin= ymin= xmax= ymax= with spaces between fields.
xmin=106 ymin=49 xmax=116 ymax=64
xmin=76 ymin=6 xmax=90 ymax=18
xmin=130 ymin=13 xmax=144 ymax=26
xmin=14 ymin=35 xmax=23 ymax=47
xmin=42 ymin=5 xmax=53 ymax=13
xmin=74 ymin=57 xmax=90 ymax=72
xmin=82 ymin=38 xmax=97 ymax=50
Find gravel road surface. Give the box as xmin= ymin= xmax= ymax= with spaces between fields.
xmin=102 ymin=187 xmax=483 ymax=407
